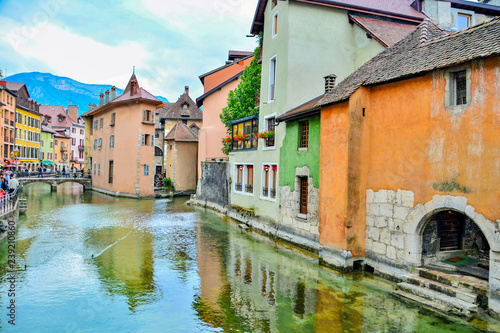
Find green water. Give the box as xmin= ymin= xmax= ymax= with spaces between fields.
xmin=0 ymin=183 xmax=497 ymax=332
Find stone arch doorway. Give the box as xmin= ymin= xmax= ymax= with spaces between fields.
xmin=421 ymin=209 xmax=490 ymax=263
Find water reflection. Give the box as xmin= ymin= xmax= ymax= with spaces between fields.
xmin=0 ymin=184 xmax=495 ymax=332
xmin=193 ymin=208 xmax=494 ymax=333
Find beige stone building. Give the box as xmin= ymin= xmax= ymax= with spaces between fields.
xmin=82 ymin=74 xmax=163 ymax=198
xmin=164 ymin=122 xmax=199 ymax=192
xmin=155 ymin=86 xmax=202 ymax=176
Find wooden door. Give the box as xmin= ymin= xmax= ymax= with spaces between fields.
xmin=439 ymin=211 xmax=464 ymax=251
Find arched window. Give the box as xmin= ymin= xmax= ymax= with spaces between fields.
xmin=155 ymin=146 xmax=163 ymax=157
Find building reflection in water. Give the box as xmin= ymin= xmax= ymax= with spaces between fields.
xmin=86 ymin=226 xmax=156 ymax=312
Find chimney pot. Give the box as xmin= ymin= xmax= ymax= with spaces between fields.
xmin=185 ymin=86 xmax=189 ymax=95
xmin=111 ymin=86 xmax=116 ymax=100
xmin=105 ymin=90 xmax=110 ymax=103
xmin=89 ymin=103 xmax=92 ymax=111
xmin=100 ymin=93 xmax=104 ymax=105
xmin=324 ymin=74 xmax=337 ymax=94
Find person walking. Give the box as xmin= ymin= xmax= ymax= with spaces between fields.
xmin=0 ymin=176 xmax=8 ymax=193
xmin=8 ymin=174 xmax=19 ymax=194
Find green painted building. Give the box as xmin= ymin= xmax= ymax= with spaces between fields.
xmin=41 ymin=125 xmax=56 ymax=168
xmin=228 ymin=0 xmax=423 ymax=250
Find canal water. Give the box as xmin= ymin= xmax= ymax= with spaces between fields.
xmin=0 ymin=183 xmax=498 ymax=332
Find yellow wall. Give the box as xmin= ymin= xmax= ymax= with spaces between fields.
xmin=15 ymin=108 xmax=41 ymax=166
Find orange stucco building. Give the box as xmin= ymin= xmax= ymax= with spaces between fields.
xmin=83 ymin=74 xmax=163 ymax=198
xmin=196 ymin=52 xmax=254 ymax=177
xmin=317 ymin=18 xmax=500 ymax=316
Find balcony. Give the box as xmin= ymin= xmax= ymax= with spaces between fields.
xmin=78 ymin=145 xmax=85 ymax=151
xmin=60 ymin=145 xmax=68 ymax=152
xmin=9 ymin=137 xmax=14 ymax=144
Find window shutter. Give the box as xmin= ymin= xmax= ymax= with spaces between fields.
xmin=141 ymin=134 xmax=145 ymax=145
xmin=143 ymin=110 xmax=147 ymax=121
xmin=151 ymin=136 xmax=154 ymax=146
xmin=151 ymin=112 xmax=154 ymax=123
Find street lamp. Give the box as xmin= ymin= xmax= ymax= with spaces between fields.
xmin=10 ymin=147 xmax=19 ymax=173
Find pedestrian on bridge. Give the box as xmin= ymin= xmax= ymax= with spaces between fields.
xmin=8 ymin=174 xmax=18 ymax=194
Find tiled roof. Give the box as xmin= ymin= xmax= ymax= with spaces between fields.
xmin=349 ymin=14 xmax=418 ymax=47
xmin=251 ymin=0 xmax=425 ymax=34
xmin=82 ymin=74 xmax=162 ymax=117
xmin=40 ymin=105 xmax=77 ymax=128
xmin=41 ymin=125 xmax=57 ymax=135
xmin=4 ymin=82 xmax=26 ymax=93
xmin=277 ymin=94 xmax=323 ymax=122
xmin=320 ymin=17 xmax=500 ymax=106
xmin=54 ymin=130 xmax=70 ymax=139
xmin=164 ymin=121 xmax=199 ymax=142
xmin=158 ymin=91 xmax=202 ymax=120
xmin=199 ymin=54 xmax=253 ymax=84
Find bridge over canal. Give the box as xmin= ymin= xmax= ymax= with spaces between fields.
xmin=18 ymin=177 xmax=92 ymax=191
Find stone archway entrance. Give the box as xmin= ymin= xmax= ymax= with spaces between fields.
xmin=422 ymin=210 xmax=490 ymax=266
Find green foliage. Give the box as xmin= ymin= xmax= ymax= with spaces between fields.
xmin=0 ymin=69 xmax=2 ymax=78
xmin=220 ymin=34 xmax=262 ymax=133
xmin=221 ymin=136 xmax=232 ymax=155
xmin=433 ymin=178 xmax=470 ymax=194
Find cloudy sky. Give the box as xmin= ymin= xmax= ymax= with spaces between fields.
xmin=0 ymin=0 xmax=259 ymax=101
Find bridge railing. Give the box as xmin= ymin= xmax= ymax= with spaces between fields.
xmin=0 ymin=189 xmax=18 ymax=217
xmin=15 ymin=171 xmax=90 ymax=179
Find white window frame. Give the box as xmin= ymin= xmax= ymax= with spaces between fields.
xmin=272 ymin=11 xmax=278 ymax=38
xmin=144 ymin=164 xmax=149 ymax=176
xmin=269 ymin=55 xmax=277 ymax=102
xmin=233 ymin=163 xmax=254 ymax=196
xmin=98 ymin=137 xmax=102 ymax=149
xmin=262 ymin=113 xmax=277 ymax=151
xmin=260 ymin=163 xmax=278 ymax=201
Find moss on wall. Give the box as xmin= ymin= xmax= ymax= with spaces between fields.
xmin=279 ymin=115 xmax=320 ymax=191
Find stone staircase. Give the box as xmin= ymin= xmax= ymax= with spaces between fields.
xmin=393 ymin=268 xmax=488 ymax=319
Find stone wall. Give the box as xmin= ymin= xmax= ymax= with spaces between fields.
xmin=365 ymin=189 xmax=414 ymax=265
xmin=196 ymin=161 xmax=230 ymax=208
xmin=278 ymin=166 xmax=320 ymax=251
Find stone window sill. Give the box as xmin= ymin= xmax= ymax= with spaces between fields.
xmin=297 ymin=213 xmax=307 ymax=220
xmin=298 ymin=147 xmax=307 ymax=153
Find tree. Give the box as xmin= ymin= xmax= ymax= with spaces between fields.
xmin=0 ymin=69 xmax=3 ymax=79
xmin=220 ymin=34 xmax=262 ymax=133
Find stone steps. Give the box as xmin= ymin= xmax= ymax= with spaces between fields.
xmin=418 ymin=268 xmax=489 ymax=297
xmin=397 ymin=282 xmax=478 ymax=318
xmin=406 ymin=275 xmax=478 ymax=304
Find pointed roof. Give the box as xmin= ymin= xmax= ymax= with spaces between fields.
xmin=82 ymin=74 xmax=162 ymax=117
xmin=320 ymin=17 xmax=500 ymax=107
xmin=123 ymin=73 xmax=138 ymax=94
xmin=157 ymin=89 xmax=202 ymax=121
xmin=39 ymin=105 xmax=77 ymax=128
xmin=165 ymin=121 xmax=199 ymax=142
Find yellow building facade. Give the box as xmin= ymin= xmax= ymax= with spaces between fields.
xmin=6 ymin=82 xmax=42 ymax=170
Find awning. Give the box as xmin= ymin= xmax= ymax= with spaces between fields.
xmin=41 ymin=160 xmax=56 ymax=166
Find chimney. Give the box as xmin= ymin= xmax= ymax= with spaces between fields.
xmin=131 ymin=81 xmax=138 ymax=96
xmin=111 ymin=86 xmax=116 ymax=100
xmin=93 ymin=104 xmax=97 ymax=109
xmin=68 ymin=105 xmax=79 ymax=121
xmin=105 ymin=90 xmax=110 ymax=103
xmin=185 ymin=86 xmax=189 ymax=95
xmin=100 ymin=93 xmax=104 ymax=105
xmin=0 ymin=80 xmax=5 ymax=87
xmin=89 ymin=103 xmax=92 ymax=111
xmin=324 ymin=74 xmax=337 ymax=94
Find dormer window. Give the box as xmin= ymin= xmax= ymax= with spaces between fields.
xmin=182 ymin=104 xmax=188 ymax=111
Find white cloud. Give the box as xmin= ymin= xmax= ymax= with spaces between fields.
xmin=1 ymin=18 xmax=149 ymax=85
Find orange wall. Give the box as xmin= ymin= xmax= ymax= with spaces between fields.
xmin=89 ymin=102 xmax=156 ymax=197
xmin=198 ymin=79 xmax=240 ymax=177
xmin=320 ymin=57 xmax=500 ymax=255
xmin=203 ymin=57 xmax=253 ymax=92
xmin=197 ymin=57 xmax=254 ymax=178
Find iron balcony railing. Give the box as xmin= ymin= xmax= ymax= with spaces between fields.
xmin=235 ymin=183 xmax=242 ymax=191
xmin=270 ymin=188 xmax=276 ymax=199
xmin=245 ymin=184 xmax=253 ymax=193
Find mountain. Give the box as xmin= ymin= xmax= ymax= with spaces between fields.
xmin=4 ymin=72 xmax=169 ymax=116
